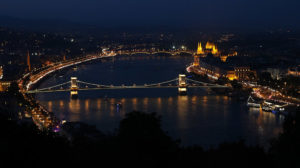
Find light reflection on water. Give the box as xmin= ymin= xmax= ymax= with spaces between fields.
xmin=41 ymin=95 xmax=284 ymax=148
xmin=37 ymin=55 xmax=283 ymax=148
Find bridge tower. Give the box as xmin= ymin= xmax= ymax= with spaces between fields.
xmin=70 ymin=77 xmax=78 ymax=98
xmin=178 ymin=74 xmax=187 ymax=94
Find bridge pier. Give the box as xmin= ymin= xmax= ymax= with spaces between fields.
xmin=178 ymin=74 xmax=187 ymax=94
xmin=70 ymin=77 xmax=78 ymax=98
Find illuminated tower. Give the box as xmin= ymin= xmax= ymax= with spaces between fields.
xmin=63 ymin=55 xmax=66 ymax=61
xmin=178 ymin=74 xmax=187 ymax=94
xmin=27 ymin=51 xmax=31 ymax=71
xmin=197 ymin=42 xmax=204 ymax=55
xmin=70 ymin=77 xmax=78 ymax=98
xmin=205 ymin=42 xmax=214 ymax=49
xmin=205 ymin=42 xmax=219 ymax=55
xmin=193 ymin=42 xmax=203 ymax=66
xmin=212 ymin=45 xmax=219 ymax=55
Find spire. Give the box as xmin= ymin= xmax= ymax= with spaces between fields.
xmin=197 ymin=42 xmax=204 ymax=55
xmin=206 ymin=42 xmax=214 ymax=49
xmin=212 ymin=45 xmax=219 ymax=55
xmin=27 ymin=51 xmax=31 ymax=71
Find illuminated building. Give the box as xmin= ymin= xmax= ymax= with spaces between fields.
xmin=204 ymin=42 xmax=219 ymax=56
xmin=205 ymin=42 xmax=215 ymax=50
xmin=288 ymin=66 xmax=300 ymax=77
xmin=0 ymin=66 xmax=3 ymax=79
xmin=211 ymin=45 xmax=219 ymax=55
xmin=264 ymin=68 xmax=284 ymax=80
xmin=220 ymin=55 xmax=228 ymax=62
xmin=228 ymin=51 xmax=238 ymax=57
xmin=221 ymin=51 xmax=238 ymax=62
xmin=191 ymin=49 xmax=256 ymax=81
xmin=195 ymin=42 xmax=237 ymax=62
xmin=193 ymin=42 xmax=205 ymax=66
xmin=197 ymin=42 xmax=204 ymax=55
xmin=234 ymin=67 xmax=256 ymax=81
xmin=27 ymin=51 xmax=31 ymax=71
xmin=193 ymin=55 xmax=200 ymax=66
xmin=226 ymin=71 xmax=238 ymax=81
xmin=190 ymin=42 xmax=252 ymax=81
xmin=0 ymin=66 xmax=10 ymax=92
xmin=0 ymin=81 xmax=11 ymax=92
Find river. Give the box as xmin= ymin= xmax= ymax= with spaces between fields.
xmin=36 ymin=54 xmax=284 ymax=148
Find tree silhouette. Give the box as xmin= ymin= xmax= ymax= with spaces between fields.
xmin=269 ymin=110 xmax=300 ymax=167
xmin=117 ymin=111 xmax=179 ymax=166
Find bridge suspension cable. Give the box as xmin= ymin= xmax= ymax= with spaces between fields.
xmin=77 ymin=80 xmax=110 ymax=87
xmin=37 ymin=81 xmax=71 ymax=91
xmin=146 ymin=78 xmax=179 ymax=86
xmin=77 ymin=78 xmax=179 ymax=88
xmin=27 ymin=76 xmax=228 ymax=94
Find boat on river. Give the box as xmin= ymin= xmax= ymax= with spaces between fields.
xmin=261 ymin=101 xmax=287 ymax=114
xmin=247 ymin=95 xmax=261 ymax=108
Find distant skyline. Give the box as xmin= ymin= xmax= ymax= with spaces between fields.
xmin=0 ymin=0 xmax=299 ymax=30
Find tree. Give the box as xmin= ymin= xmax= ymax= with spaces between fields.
xmin=230 ymin=79 xmax=242 ymax=90
xmin=217 ymin=76 xmax=229 ymax=85
xmin=117 ymin=111 xmax=179 ymax=166
xmin=247 ymin=72 xmax=256 ymax=81
xmin=258 ymin=72 xmax=273 ymax=86
xmin=269 ymin=110 xmax=300 ymax=168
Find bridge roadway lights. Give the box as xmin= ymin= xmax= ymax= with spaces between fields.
xmin=178 ymin=74 xmax=187 ymax=94
xmin=70 ymin=77 xmax=78 ymax=99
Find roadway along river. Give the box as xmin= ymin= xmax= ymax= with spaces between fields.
xmin=36 ymin=54 xmax=284 ymax=148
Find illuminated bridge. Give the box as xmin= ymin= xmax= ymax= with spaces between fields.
xmin=119 ymin=50 xmax=194 ymax=56
xmin=26 ymin=74 xmax=229 ymax=95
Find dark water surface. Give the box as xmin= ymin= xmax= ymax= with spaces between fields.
xmin=36 ymin=55 xmax=284 ymax=148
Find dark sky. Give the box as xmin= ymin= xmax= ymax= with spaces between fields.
xmin=0 ymin=0 xmax=299 ymax=29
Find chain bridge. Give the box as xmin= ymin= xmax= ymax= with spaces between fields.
xmin=26 ymin=74 xmax=229 ymax=96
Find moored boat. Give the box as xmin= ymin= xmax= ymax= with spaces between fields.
xmin=247 ymin=95 xmax=261 ymax=108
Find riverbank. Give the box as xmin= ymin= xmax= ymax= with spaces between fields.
xmin=18 ymin=52 xmax=117 ymax=130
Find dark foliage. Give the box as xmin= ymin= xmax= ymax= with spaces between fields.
xmin=230 ymin=79 xmax=243 ymax=90
xmin=0 ymin=113 xmax=71 ymax=167
xmin=0 ymin=108 xmax=298 ymax=167
xmin=269 ymin=110 xmax=300 ymax=168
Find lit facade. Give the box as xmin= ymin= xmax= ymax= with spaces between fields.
xmin=0 ymin=66 xmax=3 ymax=80
xmin=288 ymin=66 xmax=300 ymax=77
xmin=193 ymin=42 xmax=204 ymax=66
xmin=204 ymin=42 xmax=219 ymax=56
xmin=196 ymin=42 xmax=237 ymax=62
xmin=226 ymin=71 xmax=238 ymax=81
xmin=0 ymin=81 xmax=11 ymax=92
xmin=27 ymin=51 xmax=31 ymax=71
xmin=234 ymin=67 xmax=256 ymax=81
xmin=220 ymin=55 xmax=228 ymax=62
xmin=191 ymin=42 xmax=253 ymax=81
xmin=197 ymin=42 xmax=204 ymax=55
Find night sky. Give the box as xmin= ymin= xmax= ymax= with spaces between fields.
xmin=0 ymin=0 xmax=299 ymax=28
